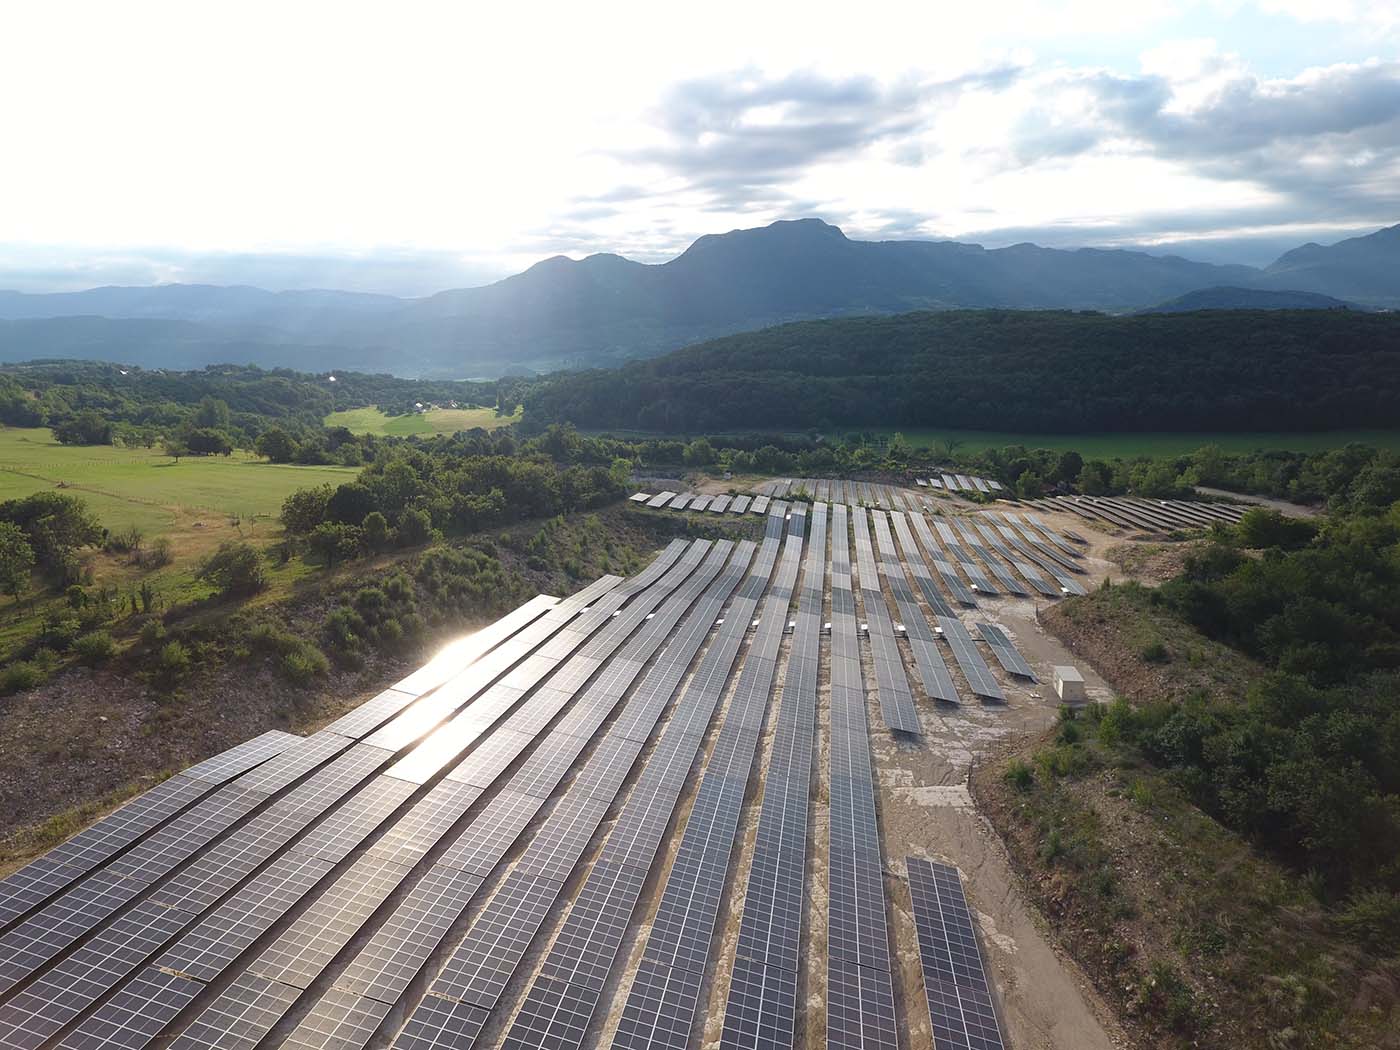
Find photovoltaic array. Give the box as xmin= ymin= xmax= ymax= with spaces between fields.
xmin=906 ymin=857 xmax=1006 ymax=1050
xmin=0 ymin=482 xmax=1048 ymax=1050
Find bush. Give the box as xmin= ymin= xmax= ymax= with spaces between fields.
xmin=138 ymin=536 xmax=173 ymax=569
xmin=139 ymin=620 xmax=167 ymax=647
xmin=375 ymin=617 xmax=405 ymax=649
xmin=104 ymin=525 xmax=144 ymax=554
xmin=41 ymin=614 xmax=82 ymax=651
xmin=155 ymin=640 xmax=191 ymax=685
xmin=73 ymin=630 xmax=116 ymax=665
xmin=279 ymin=646 xmax=329 ymax=686
xmin=1003 ymin=759 xmax=1034 ymax=792
xmin=1140 ymin=640 xmax=1170 ymax=663
xmin=197 ymin=541 xmax=268 ymax=597
xmin=1336 ymin=889 xmax=1400 ymax=954
xmin=1 ymin=660 xmax=46 ymax=694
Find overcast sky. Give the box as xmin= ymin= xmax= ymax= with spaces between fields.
xmin=2 ymin=0 xmax=1398 ymax=294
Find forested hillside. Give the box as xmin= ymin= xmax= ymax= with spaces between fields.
xmin=526 ymin=309 xmax=1400 ymax=433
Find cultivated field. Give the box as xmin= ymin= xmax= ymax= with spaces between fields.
xmin=325 ymin=404 xmax=521 ymax=436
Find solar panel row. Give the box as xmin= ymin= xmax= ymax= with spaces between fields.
xmin=957 ymin=526 xmax=1036 ymax=599
xmin=718 ymin=501 xmax=825 ymax=1050
xmin=0 ymin=732 xmax=299 ymax=932
xmin=129 ymin=544 xmax=716 ymax=1050
xmin=330 ymin=540 xmax=748 ymax=1050
xmin=886 ymin=512 xmax=954 ymax=617
xmin=611 ymin=507 xmax=809 ymax=1050
xmin=905 ymin=513 xmax=978 ymax=607
xmin=934 ymin=617 xmax=1003 ymax=703
xmin=486 ymin=508 xmax=792 ymax=1050
xmin=975 ymin=624 xmax=1037 ymax=681
xmin=849 ymin=508 xmax=921 ymax=733
xmin=906 ymin=857 xmax=1006 ymax=1050
xmin=18 ymin=559 xmax=671 ymax=1050
xmin=869 ymin=510 xmax=960 ymax=705
xmin=961 ymin=521 xmax=1046 ymax=598
xmin=934 ymin=520 xmax=998 ymax=597
xmin=827 ymin=503 xmax=900 ymax=1050
xmin=988 ymin=523 xmax=1086 ymax=596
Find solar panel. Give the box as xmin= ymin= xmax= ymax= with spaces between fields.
xmin=975 ymin=623 xmax=1037 ymax=680
xmin=906 ymin=857 xmax=1007 ymax=1050
xmin=709 ymin=494 xmax=731 ymax=513
xmin=936 ymin=617 xmax=1004 ymax=701
xmin=492 ymin=521 xmax=790 ymax=1050
xmin=849 ymin=509 xmax=921 ymax=732
xmin=646 ymin=491 xmax=676 ymax=508
xmin=609 ymin=510 xmax=807 ymax=1048
xmin=0 ymin=774 xmax=214 ymax=928
xmin=870 ymin=510 xmax=959 ymax=704
xmin=826 ymin=504 xmax=901 ymax=1050
xmin=280 ymin=988 xmax=392 ymax=1050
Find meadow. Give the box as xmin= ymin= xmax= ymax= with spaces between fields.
xmin=0 ymin=428 xmax=357 ymax=533
xmin=0 ymin=427 xmax=361 ymax=652
xmin=325 ymin=405 xmax=521 ymax=436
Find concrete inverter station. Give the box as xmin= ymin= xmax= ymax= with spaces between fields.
xmin=0 ymin=502 xmax=1059 ymax=1050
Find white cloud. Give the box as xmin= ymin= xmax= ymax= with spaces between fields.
xmin=0 ymin=0 xmax=1395 ymax=291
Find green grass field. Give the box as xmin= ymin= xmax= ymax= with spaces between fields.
xmin=325 ymin=405 xmax=521 ymax=436
xmin=0 ymin=428 xmax=358 ymax=534
xmin=828 ymin=428 xmax=1400 ymax=457
xmin=0 ymin=427 xmax=362 ymax=657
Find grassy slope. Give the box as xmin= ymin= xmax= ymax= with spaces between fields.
xmin=973 ymin=584 xmax=1397 ymax=1048
xmin=325 ymin=405 xmax=522 ymax=436
xmin=0 ymin=426 xmax=358 ymax=657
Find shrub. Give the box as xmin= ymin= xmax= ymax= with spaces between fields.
xmin=1003 ymin=759 xmax=1034 ymax=792
xmin=279 ymin=645 xmax=329 ymax=686
xmin=1140 ymin=640 xmax=1170 ymax=663
xmin=324 ymin=608 xmax=367 ymax=653
xmin=73 ymin=630 xmax=116 ymax=665
xmin=375 ymin=617 xmax=405 ymax=649
xmin=355 ymin=587 xmax=388 ymax=615
xmin=155 ymin=640 xmax=191 ymax=685
xmin=139 ymin=620 xmax=167 ymax=647
xmin=1 ymin=660 xmax=46 ymax=694
xmin=1336 ymin=889 xmax=1400 ymax=954
xmin=104 ymin=524 xmax=144 ymax=554
xmin=197 ymin=541 xmax=267 ymax=597
xmin=41 ymin=614 xmax=82 ymax=650
xmin=138 ymin=536 xmax=173 ymax=569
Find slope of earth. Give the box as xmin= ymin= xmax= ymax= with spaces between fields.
xmin=975 ymin=582 xmax=1398 ymax=1048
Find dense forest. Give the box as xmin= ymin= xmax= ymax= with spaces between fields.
xmin=524 ymin=309 xmax=1400 ymax=433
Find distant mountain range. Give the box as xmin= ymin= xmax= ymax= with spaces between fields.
xmin=1 ymin=218 xmax=1396 ymax=377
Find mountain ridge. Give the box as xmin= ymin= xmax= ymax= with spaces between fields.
xmin=0 ymin=218 xmax=1397 ymax=375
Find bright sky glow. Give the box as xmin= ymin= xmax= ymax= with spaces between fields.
xmin=1 ymin=0 xmax=1397 ymax=292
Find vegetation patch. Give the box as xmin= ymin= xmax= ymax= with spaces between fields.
xmin=974 ymin=712 xmax=1396 ymax=1049
xmin=325 ymin=405 xmax=522 ymax=436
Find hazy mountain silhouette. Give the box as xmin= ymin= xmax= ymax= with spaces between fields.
xmin=0 ymin=218 xmax=1396 ymax=375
